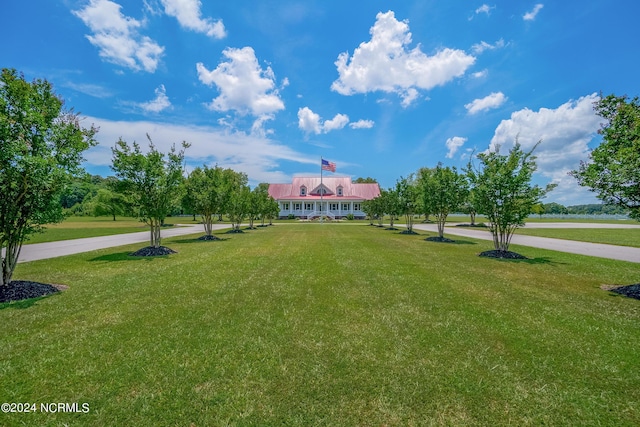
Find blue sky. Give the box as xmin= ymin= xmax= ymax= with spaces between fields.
xmin=2 ymin=1 xmax=639 ymax=205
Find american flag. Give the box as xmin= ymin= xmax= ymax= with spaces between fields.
xmin=321 ymin=158 xmax=336 ymax=172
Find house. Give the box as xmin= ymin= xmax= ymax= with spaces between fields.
xmin=268 ymin=176 xmax=381 ymax=219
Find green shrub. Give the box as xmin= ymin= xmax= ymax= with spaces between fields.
xmin=346 ymin=213 xmax=355 ymax=220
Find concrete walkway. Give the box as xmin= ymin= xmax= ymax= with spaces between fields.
xmin=17 ymin=224 xmax=221 ymax=263
xmin=411 ymin=223 xmax=640 ymax=263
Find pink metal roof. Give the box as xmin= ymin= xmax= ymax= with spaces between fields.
xmin=268 ymin=177 xmax=380 ymax=200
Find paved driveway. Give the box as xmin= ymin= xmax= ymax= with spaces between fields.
xmin=18 ymin=224 xmax=215 ymax=263
xmin=411 ymin=223 xmax=640 ymax=263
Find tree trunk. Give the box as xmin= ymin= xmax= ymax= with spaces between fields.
xmin=150 ymin=219 xmax=161 ymax=248
xmin=204 ymin=214 xmax=212 ymax=236
xmin=470 ymin=211 xmax=476 ymax=226
xmin=437 ymin=215 xmax=446 ymax=238
xmin=112 ymin=213 xmax=116 ymax=221
xmin=1 ymin=238 xmax=23 ymax=286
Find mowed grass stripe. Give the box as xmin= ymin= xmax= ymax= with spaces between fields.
xmin=1 ymin=224 xmax=639 ymax=426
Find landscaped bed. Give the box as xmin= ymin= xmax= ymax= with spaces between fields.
xmin=2 ymin=224 xmax=639 ymax=425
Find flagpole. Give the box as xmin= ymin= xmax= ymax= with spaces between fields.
xmin=320 ymin=156 xmax=324 ymax=224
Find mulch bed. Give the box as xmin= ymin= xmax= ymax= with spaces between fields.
xmin=0 ymin=280 xmax=67 ymax=303
xmin=425 ymin=236 xmax=455 ymax=243
xmin=197 ymin=235 xmax=222 ymax=241
xmin=226 ymin=229 xmax=245 ymax=234
xmin=399 ymin=230 xmax=419 ymax=235
xmin=601 ymin=284 xmax=640 ymax=300
xmin=479 ymin=250 xmax=528 ymax=259
xmin=130 ymin=246 xmax=177 ymax=256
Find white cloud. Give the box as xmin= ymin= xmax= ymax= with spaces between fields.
xmin=73 ymin=0 xmax=164 ymax=72
xmin=488 ymin=93 xmax=601 ymax=204
xmin=82 ymin=116 xmax=316 ymax=184
xmin=472 ymin=70 xmax=488 ymax=79
xmin=446 ymin=136 xmax=467 ymax=159
xmin=197 ymin=47 xmax=285 ymax=116
xmin=475 ymin=4 xmax=494 ymax=15
xmin=160 ymin=0 xmax=226 ymax=38
xmin=350 ymin=119 xmax=375 ymax=129
xmin=465 ymin=92 xmax=507 ymax=115
xmin=297 ymin=107 xmax=352 ymax=134
xmin=297 ymin=107 xmax=321 ymax=134
xmin=323 ymin=114 xmax=350 ymax=132
xmin=523 ymin=4 xmax=544 ymax=21
xmin=138 ymin=84 xmax=171 ymax=113
xmin=331 ymin=11 xmax=475 ymax=106
xmin=471 ymin=39 xmax=505 ymax=55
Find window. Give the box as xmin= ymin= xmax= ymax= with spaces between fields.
xmin=318 ymin=188 xmax=326 ymax=195
xmin=294 ymin=203 xmax=302 ymax=211
xmin=337 ymin=186 xmax=343 ymax=196
xmin=300 ymin=186 xmax=307 ymax=196
xmin=330 ymin=203 xmax=339 ymax=211
xmin=342 ymin=203 xmax=350 ymax=211
xmin=305 ymin=203 xmax=313 ymax=211
xmin=282 ymin=203 xmax=290 ymax=210
xmin=353 ymin=203 xmax=361 ymax=211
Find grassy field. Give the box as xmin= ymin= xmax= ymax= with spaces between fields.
xmin=2 ymin=224 xmax=639 ymax=426
xmin=513 ymin=227 xmax=640 ymax=248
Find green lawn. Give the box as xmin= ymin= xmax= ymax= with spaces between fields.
xmin=2 ymin=225 xmax=639 ymax=426
xmin=513 ymin=227 xmax=640 ymax=248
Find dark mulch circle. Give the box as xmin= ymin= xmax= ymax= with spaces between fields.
xmin=130 ymin=246 xmax=177 ymax=257
xmin=399 ymin=230 xmax=419 ymax=235
xmin=226 ymin=229 xmax=245 ymax=234
xmin=601 ymin=284 xmax=640 ymax=300
xmin=425 ymin=236 xmax=455 ymax=243
xmin=479 ymin=250 xmax=528 ymax=259
xmin=0 ymin=280 xmax=66 ymax=303
xmin=197 ymin=235 xmax=222 ymax=241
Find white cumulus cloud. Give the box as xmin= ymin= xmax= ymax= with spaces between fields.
xmin=465 ymin=92 xmax=507 ymax=115
xmin=298 ymin=107 xmax=354 ymax=134
xmin=160 ymin=0 xmax=226 ymax=38
xmin=350 ymin=119 xmax=375 ymax=129
xmin=446 ymin=136 xmax=467 ymax=159
xmin=197 ymin=47 xmax=285 ymax=116
xmin=138 ymin=84 xmax=171 ymax=113
xmin=523 ymin=4 xmax=544 ymax=21
xmin=73 ymin=0 xmax=164 ymax=72
xmin=488 ymin=93 xmax=601 ymax=204
xmin=331 ymin=10 xmax=475 ymax=107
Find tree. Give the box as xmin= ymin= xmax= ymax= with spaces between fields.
xmin=396 ymin=176 xmax=418 ymax=233
xmin=531 ymin=202 xmax=545 ymax=218
xmin=543 ymin=202 xmax=568 ymax=215
xmin=0 ymin=69 xmax=97 ymax=286
xmin=362 ymin=195 xmax=385 ymax=226
xmin=466 ymin=141 xmax=555 ymax=254
xmin=111 ymin=136 xmax=188 ymax=249
xmin=418 ymin=164 xmax=468 ymax=239
xmin=184 ymin=165 xmax=227 ymax=238
xmin=354 ymin=177 xmax=378 ymax=183
xmin=572 ymin=94 xmax=640 ymax=220
xmin=90 ymin=188 xmax=127 ymax=220
xmin=379 ymin=188 xmax=401 ymax=229
xmin=220 ymin=169 xmax=249 ymax=232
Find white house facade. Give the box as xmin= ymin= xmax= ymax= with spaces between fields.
xmin=268 ymin=177 xmax=381 ymax=220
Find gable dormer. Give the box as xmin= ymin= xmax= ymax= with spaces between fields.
xmin=300 ymin=185 xmax=307 ymax=196
xmin=336 ymin=185 xmax=344 ymax=196
xmin=310 ymin=183 xmax=333 ymax=196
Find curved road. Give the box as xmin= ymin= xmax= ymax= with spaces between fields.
xmin=412 ymin=223 xmax=640 ymax=263
xmin=16 ymin=222 xmax=640 ymax=264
